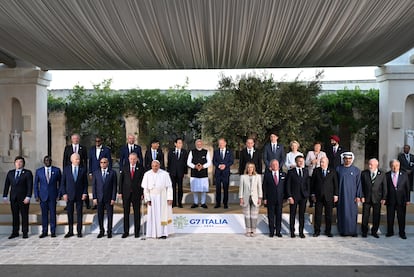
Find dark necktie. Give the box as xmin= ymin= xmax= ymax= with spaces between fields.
xmin=272 ymin=144 xmax=276 ymax=153
xmin=15 ymin=170 xmax=21 ymax=181
xmin=102 ymin=170 xmax=106 ymax=181
xmin=221 ymin=150 xmax=225 ymax=160
xmin=299 ymin=168 xmax=303 ymax=178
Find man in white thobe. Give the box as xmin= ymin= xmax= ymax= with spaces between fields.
xmin=142 ymin=160 xmax=173 ymax=239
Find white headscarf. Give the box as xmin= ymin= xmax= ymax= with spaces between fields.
xmin=340 ymin=152 xmax=354 ymax=165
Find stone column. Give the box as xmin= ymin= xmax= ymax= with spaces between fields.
xmin=49 ymin=111 xmax=67 ymax=169
xmin=376 ymin=64 xmax=414 ymax=170
xmin=0 ymin=67 xmax=51 ymax=186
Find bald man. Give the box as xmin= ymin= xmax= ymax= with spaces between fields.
xmin=360 ymin=159 xmax=387 ymax=238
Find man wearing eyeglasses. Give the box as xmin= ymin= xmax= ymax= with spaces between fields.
xmin=92 ymin=157 xmax=117 ymax=238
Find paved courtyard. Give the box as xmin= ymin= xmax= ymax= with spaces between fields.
xmin=0 ymin=232 xmax=413 ymax=266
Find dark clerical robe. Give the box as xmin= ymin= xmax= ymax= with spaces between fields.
xmin=336 ymin=165 xmax=361 ymax=236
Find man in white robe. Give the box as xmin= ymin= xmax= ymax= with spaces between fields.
xmin=142 ymin=160 xmax=173 ymax=239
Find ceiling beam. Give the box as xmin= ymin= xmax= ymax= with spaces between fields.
xmin=0 ymin=50 xmax=16 ymax=68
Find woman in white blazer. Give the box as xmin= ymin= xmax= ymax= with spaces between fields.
xmin=239 ymin=162 xmax=262 ymax=237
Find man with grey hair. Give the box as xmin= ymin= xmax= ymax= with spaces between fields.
xmin=61 ymin=153 xmax=88 ymax=238
xmin=360 ymin=158 xmax=387 ymax=238
xmin=386 ymin=159 xmax=410 ymax=239
xmin=311 ymin=156 xmax=338 ymax=237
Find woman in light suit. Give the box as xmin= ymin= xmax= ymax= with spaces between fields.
xmin=239 ymin=162 xmax=262 ymax=237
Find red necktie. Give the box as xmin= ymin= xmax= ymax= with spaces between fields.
xmin=273 ymin=172 xmax=278 ymax=186
xmin=131 ymin=167 xmax=135 ymax=179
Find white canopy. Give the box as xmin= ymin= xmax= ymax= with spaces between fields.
xmin=1 ymin=0 xmax=414 ymax=70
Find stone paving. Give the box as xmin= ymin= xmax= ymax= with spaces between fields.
xmin=0 ymin=232 xmax=413 ymax=266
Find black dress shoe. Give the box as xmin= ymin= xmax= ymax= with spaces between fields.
xmin=91 ymin=205 xmax=97 ymax=210
xmin=97 ymin=233 xmax=104 ymax=238
xmin=178 ymin=204 xmax=183 ymax=208
xmin=122 ymin=233 xmax=129 ymax=238
xmin=77 ymin=233 xmax=83 ymax=238
xmin=107 ymin=233 xmax=112 ymax=238
xmin=201 ymin=204 xmax=208 ymax=209
xmin=224 ymin=204 xmax=228 ymax=209
xmin=351 ymin=234 xmax=358 ymax=237
xmin=64 ymin=232 xmax=74 ymax=238
xmin=400 ymin=234 xmax=407 ymax=240
xmin=135 ymin=234 xmax=140 ymax=238
xmin=371 ymin=233 xmax=379 ymax=238
xmin=214 ymin=204 xmax=221 ymax=208
xmin=313 ymin=233 xmax=320 ymax=237
xmin=39 ymin=233 xmax=48 ymax=238
xmin=190 ymin=203 xmax=198 ymax=208
xmin=362 ymin=233 xmax=367 ymax=238
xmin=22 ymin=234 xmax=28 ymax=239
xmin=386 ymin=233 xmax=394 ymax=237
xmin=8 ymin=233 xmax=19 ymax=239
xmin=159 ymin=236 xmax=167 ymax=239
xmin=51 ymin=233 xmax=56 ymax=238
xmin=276 ymin=233 xmax=282 ymax=238
xmin=326 ymin=233 xmax=333 ymax=237
xmin=291 ymin=233 xmax=296 ymax=238
xmin=269 ymin=234 xmax=274 ymax=238
xmin=172 ymin=204 xmax=177 ymax=208
xmin=299 ymin=233 xmax=305 ymax=239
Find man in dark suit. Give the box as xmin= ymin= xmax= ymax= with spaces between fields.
xmin=213 ymin=138 xmax=234 ymax=209
xmin=88 ymin=135 xmax=112 ymax=210
xmin=238 ymin=138 xmax=262 ymax=175
xmin=360 ymin=158 xmax=387 ymax=238
xmin=92 ymin=157 xmax=117 ymax=238
xmin=88 ymin=135 xmax=112 ymax=176
xmin=3 ymin=156 xmax=33 ymax=239
xmin=63 ymin=133 xmax=88 ymax=168
xmin=118 ymin=152 xmax=145 ymax=238
xmin=397 ymin=144 xmax=414 ymax=191
xmin=34 ymin=156 xmax=62 ymax=238
xmin=311 ymin=157 xmax=338 ymax=237
xmin=385 ymin=159 xmax=411 ymax=239
xmin=167 ymin=138 xmax=188 ymax=208
xmin=325 ymin=135 xmax=346 ymax=170
xmin=263 ymin=159 xmax=286 ymax=237
xmin=60 ymin=153 xmax=88 ymax=238
xmin=144 ymin=138 xmax=165 ymax=171
xmin=263 ymin=131 xmax=285 ymax=170
xmin=286 ymin=155 xmax=309 ymax=238
xmin=62 ymin=133 xmax=90 ymax=209
xmin=119 ymin=133 xmax=143 ymax=170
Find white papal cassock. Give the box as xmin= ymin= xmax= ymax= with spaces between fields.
xmin=142 ymin=168 xmax=174 ymax=238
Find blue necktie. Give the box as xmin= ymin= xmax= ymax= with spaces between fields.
xmin=73 ymin=167 xmax=78 ymax=181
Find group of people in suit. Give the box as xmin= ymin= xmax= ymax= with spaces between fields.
xmin=237 ymin=133 xmax=411 ymax=240
xmin=2 ymin=131 xmax=412 ymax=240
